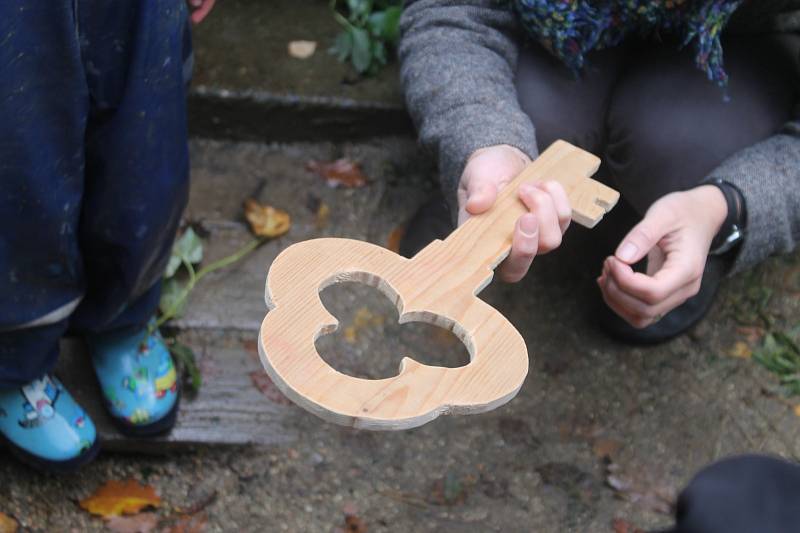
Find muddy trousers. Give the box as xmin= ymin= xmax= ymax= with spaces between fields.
xmin=0 ymin=1 xmax=192 ymax=387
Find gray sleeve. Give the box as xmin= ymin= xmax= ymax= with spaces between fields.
xmin=398 ymin=0 xmax=537 ymax=209
xmin=706 ymin=121 xmax=800 ymax=273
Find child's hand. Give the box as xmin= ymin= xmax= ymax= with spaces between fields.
xmin=187 ymin=0 xmax=216 ymax=24
xmin=458 ymin=145 xmax=572 ymax=283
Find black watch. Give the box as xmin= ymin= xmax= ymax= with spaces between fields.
xmin=707 ymin=178 xmax=747 ymax=256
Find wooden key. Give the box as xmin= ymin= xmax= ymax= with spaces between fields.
xmin=258 ymin=140 xmax=618 ymax=430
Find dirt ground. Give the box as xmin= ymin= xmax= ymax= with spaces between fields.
xmin=1 ymin=138 xmax=798 ymax=533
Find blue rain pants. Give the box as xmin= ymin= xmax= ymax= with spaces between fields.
xmin=0 ymin=1 xmax=192 ymax=387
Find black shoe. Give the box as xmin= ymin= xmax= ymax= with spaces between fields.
xmin=595 ymin=255 xmax=728 ymax=344
xmin=398 ymin=192 xmax=454 ymax=259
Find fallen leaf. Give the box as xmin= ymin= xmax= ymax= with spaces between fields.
xmin=728 ymin=341 xmax=753 ymax=359
xmin=612 ymin=518 xmax=645 ymax=533
xmin=793 ymin=404 xmax=800 ymax=417
xmin=249 ymin=371 xmax=292 ymax=405
xmin=288 ymin=40 xmax=317 ymax=59
xmin=307 ymin=159 xmax=368 ymax=188
xmin=0 ymin=513 xmax=18 ymax=533
xmin=605 ymin=461 xmax=675 ymax=515
xmin=316 ymin=202 xmax=330 ymax=230
xmin=343 ymin=307 xmax=385 ymax=344
xmin=79 ymin=479 xmax=161 ymax=518
xmin=736 ymin=325 xmax=766 ymax=344
xmin=386 ymin=225 xmax=405 ymax=253
xmin=243 ymin=199 xmax=291 ymax=238
xmin=343 ymin=514 xmax=367 ymax=533
xmin=592 ymin=438 xmax=622 ymax=459
xmin=105 ymin=512 xmax=159 ymax=533
xmin=164 ymin=511 xmax=208 ymax=533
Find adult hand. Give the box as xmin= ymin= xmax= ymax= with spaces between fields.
xmin=458 ymin=144 xmax=572 ymax=283
xmin=597 ymin=185 xmax=728 ymax=328
xmin=187 ymin=0 xmax=216 ymax=24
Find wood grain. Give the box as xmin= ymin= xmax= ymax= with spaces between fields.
xmin=259 ymin=140 xmax=617 ymax=430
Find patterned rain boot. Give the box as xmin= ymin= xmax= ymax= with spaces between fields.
xmin=88 ymin=324 xmax=180 ymax=437
xmin=0 ymin=375 xmax=99 ymax=472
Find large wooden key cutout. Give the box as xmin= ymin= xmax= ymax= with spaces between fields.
xmin=258 ymin=140 xmax=618 ymax=430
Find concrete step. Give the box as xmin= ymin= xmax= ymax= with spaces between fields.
xmin=188 ymin=0 xmax=413 ymax=142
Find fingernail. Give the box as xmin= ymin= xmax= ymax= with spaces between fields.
xmin=617 ymin=242 xmax=637 ymax=262
xmin=519 ymin=184 xmax=535 ymax=197
xmin=519 ymin=214 xmax=538 ymax=237
xmin=191 ymin=0 xmax=202 ymax=5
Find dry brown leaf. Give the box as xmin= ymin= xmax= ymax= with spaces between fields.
xmin=793 ymin=404 xmax=800 ymax=417
xmin=736 ymin=325 xmax=765 ymax=344
xmin=386 ymin=225 xmax=405 ymax=254
xmin=243 ymin=199 xmax=291 ymax=238
xmin=727 ymin=341 xmax=753 ymax=359
xmin=605 ymin=461 xmax=676 ymax=515
xmin=287 ymin=40 xmax=317 ymax=59
xmin=343 ymin=307 xmax=385 ymax=344
xmin=592 ymin=438 xmax=622 ymax=459
xmin=164 ymin=511 xmax=208 ymax=533
xmin=249 ymin=371 xmax=292 ymax=405
xmin=79 ymin=479 xmax=161 ymax=518
xmin=316 ymin=202 xmax=330 ymax=230
xmin=307 ymin=159 xmax=368 ymax=188
xmin=105 ymin=512 xmax=159 ymax=533
xmin=344 ymin=513 xmax=367 ymax=533
xmin=611 ymin=518 xmax=645 ymax=533
xmin=0 ymin=513 xmax=18 ymax=533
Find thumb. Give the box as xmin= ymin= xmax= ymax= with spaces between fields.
xmin=464 ymin=180 xmax=498 ymax=215
xmin=615 ymin=206 xmax=675 ymax=265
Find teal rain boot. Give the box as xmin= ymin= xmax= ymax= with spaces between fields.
xmin=0 ymin=375 xmax=99 ymax=472
xmin=88 ymin=324 xmax=180 ymax=437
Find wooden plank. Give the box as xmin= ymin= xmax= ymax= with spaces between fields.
xmin=56 ymin=338 xmax=297 ymax=452
xmin=259 ymin=141 xmax=617 ymax=430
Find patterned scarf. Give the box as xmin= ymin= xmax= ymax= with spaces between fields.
xmin=513 ymin=0 xmax=744 ymax=87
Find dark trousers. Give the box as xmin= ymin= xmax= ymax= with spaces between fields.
xmin=516 ymin=33 xmax=800 ymax=260
xmin=663 ymin=454 xmax=800 ymax=533
xmin=0 ymin=1 xmax=192 ymax=387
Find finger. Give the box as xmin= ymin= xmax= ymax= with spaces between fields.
xmin=498 ymin=213 xmax=539 ymax=283
xmin=188 ymin=0 xmax=202 ymax=6
xmin=607 ymin=255 xmax=702 ymax=308
xmin=519 ymin=185 xmax=562 ymax=253
xmin=465 ymin=182 xmax=498 ymax=216
xmin=537 ymin=181 xmax=571 ymax=233
xmin=191 ymin=0 xmax=216 ymax=23
xmin=600 ymin=276 xmax=649 ymax=327
xmin=614 ymin=208 xmax=676 ymax=265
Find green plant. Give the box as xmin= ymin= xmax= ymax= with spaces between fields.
xmin=754 ymin=326 xmax=800 ymax=395
xmin=330 ymin=0 xmax=403 ymax=75
xmin=156 ymin=227 xmax=267 ymax=394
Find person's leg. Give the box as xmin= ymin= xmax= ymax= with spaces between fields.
xmin=0 ymin=2 xmax=98 ymax=470
xmin=68 ymin=0 xmax=191 ymax=436
xmin=69 ymin=0 xmax=192 ymax=334
xmin=664 ymin=455 xmax=800 ymax=533
xmin=606 ymin=35 xmax=799 ymax=214
xmin=599 ymin=34 xmax=799 ymax=342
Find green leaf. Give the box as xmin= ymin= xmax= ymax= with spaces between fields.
xmin=173 ymin=227 xmax=203 ymax=265
xmin=164 ymin=255 xmax=182 ymax=279
xmin=330 ymin=30 xmax=353 ymax=62
xmin=169 ymin=339 xmax=202 ymax=394
xmin=350 ymin=27 xmax=372 ymax=73
xmin=372 ymin=39 xmax=387 ymax=66
xmin=368 ymin=6 xmax=401 ymax=43
xmin=159 ymin=278 xmax=188 ymax=319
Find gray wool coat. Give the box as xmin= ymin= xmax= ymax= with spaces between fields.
xmin=398 ymin=0 xmax=800 ymax=273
